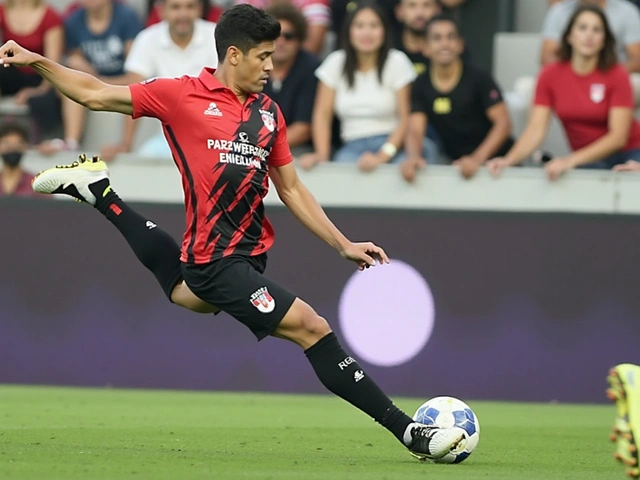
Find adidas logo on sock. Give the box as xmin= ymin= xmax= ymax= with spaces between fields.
xmin=146 ymin=221 xmax=157 ymax=230
xmin=354 ymin=370 xmax=365 ymax=383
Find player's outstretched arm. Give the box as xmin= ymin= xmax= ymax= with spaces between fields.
xmin=270 ymin=162 xmax=390 ymax=271
xmin=0 ymin=40 xmax=132 ymax=115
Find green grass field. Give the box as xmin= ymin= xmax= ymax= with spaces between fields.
xmin=0 ymin=385 xmax=623 ymax=480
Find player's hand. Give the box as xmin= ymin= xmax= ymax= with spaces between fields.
xmin=340 ymin=241 xmax=390 ymax=271
xmin=357 ymin=151 xmax=385 ymax=172
xmin=400 ymin=157 xmax=426 ymax=183
xmin=486 ymin=157 xmax=510 ymax=177
xmin=453 ymin=155 xmax=483 ymax=179
xmin=544 ymin=156 xmax=573 ymax=182
xmin=0 ymin=40 xmax=39 ymax=68
xmin=298 ymin=152 xmax=325 ymax=171
xmin=614 ymin=160 xmax=640 ymax=172
xmin=100 ymin=143 xmax=130 ymax=162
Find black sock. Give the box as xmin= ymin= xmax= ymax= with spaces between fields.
xmin=89 ymin=178 xmax=182 ymax=300
xmin=304 ymin=332 xmax=414 ymax=445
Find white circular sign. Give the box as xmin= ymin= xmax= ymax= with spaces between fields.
xmin=338 ymin=260 xmax=435 ymax=367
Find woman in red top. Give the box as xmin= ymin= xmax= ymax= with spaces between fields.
xmin=488 ymin=5 xmax=640 ymax=181
xmin=0 ymin=0 xmax=63 ymax=105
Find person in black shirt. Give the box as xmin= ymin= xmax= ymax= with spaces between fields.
xmin=264 ymin=3 xmax=319 ymax=155
xmin=401 ymin=14 xmax=513 ymax=181
xmin=393 ymin=0 xmax=441 ymax=76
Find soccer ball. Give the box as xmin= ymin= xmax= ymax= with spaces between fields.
xmin=412 ymin=396 xmax=480 ymax=464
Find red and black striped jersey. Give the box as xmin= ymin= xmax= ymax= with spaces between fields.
xmin=129 ymin=68 xmax=293 ymax=264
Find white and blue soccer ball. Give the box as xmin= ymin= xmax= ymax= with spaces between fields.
xmin=412 ymin=396 xmax=480 ymax=464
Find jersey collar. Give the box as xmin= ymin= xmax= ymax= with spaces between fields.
xmin=198 ymin=67 xmax=259 ymax=101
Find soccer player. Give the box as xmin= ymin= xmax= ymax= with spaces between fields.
xmin=0 ymin=4 xmax=465 ymax=460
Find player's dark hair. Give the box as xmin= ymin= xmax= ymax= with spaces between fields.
xmin=340 ymin=1 xmax=392 ymax=89
xmin=0 ymin=121 xmax=28 ymax=142
xmin=425 ymin=13 xmax=461 ymax=39
xmin=215 ymin=4 xmax=281 ymax=61
xmin=266 ymin=3 xmax=308 ymax=43
xmin=558 ymin=5 xmax=617 ymax=71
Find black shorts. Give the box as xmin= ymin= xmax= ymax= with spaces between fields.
xmin=181 ymin=253 xmax=297 ymax=340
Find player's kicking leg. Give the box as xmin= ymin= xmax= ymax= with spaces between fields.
xmin=179 ymin=254 xmax=467 ymax=461
xmin=32 ymin=154 xmax=218 ymax=314
xmin=274 ymin=299 xmax=467 ymax=459
xmin=608 ymin=364 xmax=640 ymax=478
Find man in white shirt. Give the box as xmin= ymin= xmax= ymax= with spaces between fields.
xmin=100 ymin=0 xmax=218 ymax=160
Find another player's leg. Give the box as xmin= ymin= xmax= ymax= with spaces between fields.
xmin=31 ymin=154 xmax=218 ymax=314
xmin=608 ymin=364 xmax=640 ymax=478
xmin=273 ymin=299 xmax=466 ymax=459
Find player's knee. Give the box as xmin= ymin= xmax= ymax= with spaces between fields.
xmin=274 ymin=300 xmax=332 ymax=348
xmin=302 ymin=314 xmax=331 ymax=338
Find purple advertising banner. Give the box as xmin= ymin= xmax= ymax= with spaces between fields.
xmin=1 ymin=199 xmax=639 ymax=403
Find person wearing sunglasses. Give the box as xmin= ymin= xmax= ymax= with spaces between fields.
xmin=264 ymin=3 xmax=320 ymax=155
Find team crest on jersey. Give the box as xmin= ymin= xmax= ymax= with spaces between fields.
xmin=260 ymin=109 xmax=275 ymax=132
xmin=204 ymin=102 xmax=223 ymax=116
xmin=250 ymin=286 xmax=275 ymax=313
xmin=590 ymin=83 xmax=605 ymax=103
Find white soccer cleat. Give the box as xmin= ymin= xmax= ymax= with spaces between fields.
xmin=32 ymin=154 xmax=109 ymax=206
xmin=406 ymin=423 xmax=467 ymax=460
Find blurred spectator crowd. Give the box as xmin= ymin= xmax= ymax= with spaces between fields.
xmin=3 ymin=0 xmax=640 ymax=198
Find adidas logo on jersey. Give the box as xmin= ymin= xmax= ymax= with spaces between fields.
xmin=354 ymin=370 xmax=365 ymax=383
xmin=204 ymin=102 xmax=223 ymax=117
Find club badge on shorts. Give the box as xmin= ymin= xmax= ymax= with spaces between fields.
xmin=590 ymin=83 xmax=605 ymax=104
xmin=250 ymin=286 xmax=275 ymax=313
xmin=260 ymin=109 xmax=275 ymax=132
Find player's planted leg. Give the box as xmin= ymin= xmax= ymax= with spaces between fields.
xmin=32 ymin=154 xmax=218 ymax=313
xmin=273 ymin=298 xmax=466 ymax=459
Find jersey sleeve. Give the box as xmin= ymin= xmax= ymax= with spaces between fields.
xmin=410 ymin=73 xmax=429 ymax=115
xmin=314 ymin=50 xmax=345 ymax=89
xmin=41 ymin=7 xmax=62 ymax=31
xmin=475 ymin=69 xmax=505 ymax=110
xmin=300 ymin=0 xmax=331 ymax=26
xmin=386 ymin=50 xmax=417 ymax=90
xmin=533 ymin=65 xmax=554 ymax=107
xmin=609 ymin=66 xmax=635 ymax=108
xmin=124 ymin=31 xmax=154 ymax=78
xmin=129 ymin=77 xmax=184 ymax=123
xmin=268 ymin=106 xmax=293 ymax=167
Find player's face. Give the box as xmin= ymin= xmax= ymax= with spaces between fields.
xmin=349 ymin=8 xmax=385 ymax=55
xmin=396 ymin=0 xmax=440 ymax=36
xmin=272 ymin=19 xmax=300 ymax=65
xmin=238 ymin=41 xmax=275 ymax=93
xmin=425 ymin=21 xmax=463 ymax=66
xmin=568 ymin=12 xmax=606 ymax=59
xmin=162 ymin=0 xmax=202 ymax=38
